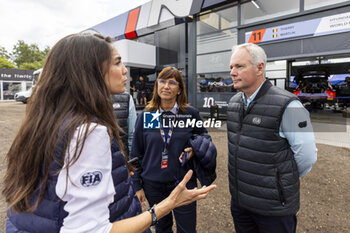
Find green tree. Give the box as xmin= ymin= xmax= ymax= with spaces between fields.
xmin=0 ymin=41 xmax=50 ymax=69
xmin=11 ymin=40 xmax=47 ymax=68
xmin=0 ymin=56 xmax=16 ymax=68
xmin=0 ymin=46 xmax=10 ymax=59
xmin=19 ymin=61 xmax=43 ymax=70
xmin=42 ymin=46 xmax=50 ymax=56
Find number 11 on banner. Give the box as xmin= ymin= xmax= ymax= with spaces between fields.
xmin=248 ymin=29 xmax=266 ymax=43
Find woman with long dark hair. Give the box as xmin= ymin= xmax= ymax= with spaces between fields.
xmin=2 ymin=34 xmax=215 ymax=233
xmin=130 ymin=66 xmax=217 ymax=233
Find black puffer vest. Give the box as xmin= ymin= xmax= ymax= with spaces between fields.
xmin=227 ymin=80 xmax=300 ymax=216
xmin=112 ymin=93 xmax=130 ymax=157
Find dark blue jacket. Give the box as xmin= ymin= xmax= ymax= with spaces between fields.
xmin=130 ymin=106 xmax=216 ymax=191
xmin=189 ymin=134 xmax=217 ymax=186
xmin=6 ymin=134 xmax=144 ymax=232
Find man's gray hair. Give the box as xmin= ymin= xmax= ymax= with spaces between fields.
xmin=232 ymin=43 xmax=267 ymax=67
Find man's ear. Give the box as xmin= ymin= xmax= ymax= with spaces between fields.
xmin=257 ymin=62 xmax=265 ymax=76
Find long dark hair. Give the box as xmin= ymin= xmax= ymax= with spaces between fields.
xmin=146 ymin=66 xmax=189 ymax=112
xmin=2 ymin=33 xmax=127 ymax=213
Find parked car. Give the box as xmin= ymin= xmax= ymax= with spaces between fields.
xmin=14 ymin=87 xmax=32 ymax=104
xmin=292 ymin=71 xmax=336 ymax=110
xmin=199 ymin=77 xmax=234 ymax=92
xmin=333 ymin=76 xmax=350 ymax=109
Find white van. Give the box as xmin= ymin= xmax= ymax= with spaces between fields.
xmin=14 ymin=68 xmax=42 ymax=104
xmin=14 ymin=87 xmax=32 ymax=104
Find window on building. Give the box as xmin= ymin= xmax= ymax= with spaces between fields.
xmin=197 ymin=5 xmax=237 ymax=35
xmin=197 ymin=51 xmax=232 ymax=74
xmin=197 ymin=72 xmax=235 ymax=93
xmin=320 ymin=57 xmax=350 ymax=64
xmin=2 ymin=82 xmax=21 ymax=100
xmin=136 ymin=33 xmax=155 ymax=46
xmin=241 ymin=0 xmax=299 ymax=25
xmin=217 ymin=5 xmax=238 ymax=30
xmin=197 ymin=29 xmax=237 ymax=54
xmin=196 ymin=5 xmax=238 ymax=93
xmin=292 ymin=60 xmax=319 ymax=66
xmin=304 ymin=0 xmax=348 ymax=10
xmin=156 ymin=24 xmax=185 ymax=66
xmin=196 ymin=50 xmax=234 ymax=93
xmin=197 ymin=13 xmax=219 ymax=35
xmin=266 ymin=60 xmax=287 ymax=89
xmin=26 ymin=82 xmax=32 ymax=90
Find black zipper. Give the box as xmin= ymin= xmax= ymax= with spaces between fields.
xmin=276 ymin=170 xmax=285 ymax=206
xmin=235 ymin=103 xmax=244 ymax=203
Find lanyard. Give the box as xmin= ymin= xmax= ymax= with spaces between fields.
xmin=159 ymin=108 xmax=178 ymax=151
xmin=160 ymin=119 xmax=174 ymax=169
xmin=159 ymin=124 xmax=173 ymax=151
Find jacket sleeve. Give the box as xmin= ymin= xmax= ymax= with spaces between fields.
xmin=129 ymin=113 xmax=145 ymax=191
xmin=189 ymin=134 xmax=217 ymax=170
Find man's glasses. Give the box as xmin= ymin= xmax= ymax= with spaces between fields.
xmin=158 ymin=79 xmax=178 ymax=87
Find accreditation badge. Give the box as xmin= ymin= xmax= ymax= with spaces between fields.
xmin=161 ymin=150 xmax=168 ymax=169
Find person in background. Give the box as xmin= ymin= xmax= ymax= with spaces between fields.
xmin=130 ymin=76 xmax=139 ymax=105
xmin=130 ymin=66 xmax=217 ymax=233
xmin=2 ymin=33 xmax=216 ymax=233
xmin=112 ymin=92 xmax=137 ymax=157
xmin=227 ymin=43 xmax=317 ymax=233
xmin=345 ymin=76 xmax=350 ymax=88
xmin=136 ymin=75 xmax=147 ymax=105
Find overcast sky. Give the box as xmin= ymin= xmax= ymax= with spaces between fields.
xmin=0 ymin=0 xmax=150 ymax=52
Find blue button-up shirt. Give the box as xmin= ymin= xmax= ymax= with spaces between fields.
xmin=128 ymin=95 xmax=137 ymax=152
xmin=242 ymin=80 xmax=317 ymax=177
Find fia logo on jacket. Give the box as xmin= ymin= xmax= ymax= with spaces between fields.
xmin=80 ymin=171 xmax=103 ymax=187
xmin=113 ymin=103 xmax=121 ymax=109
xmin=252 ymin=117 xmax=261 ymax=125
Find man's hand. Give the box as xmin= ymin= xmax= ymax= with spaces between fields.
xmin=136 ymin=189 xmax=147 ymax=208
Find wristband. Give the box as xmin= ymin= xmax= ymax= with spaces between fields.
xmin=148 ymin=204 xmax=158 ymax=226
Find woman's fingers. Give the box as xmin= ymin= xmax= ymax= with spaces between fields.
xmin=188 ymin=151 xmax=194 ymax=160
xmin=136 ymin=189 xmax=147 ymax=205
xmin=192 ymin=185 xmax=216 ymax=197
xmin=183 ymin=147 xmax=193 ymax=160
xmin=178 ymin=184 xmax=216 ymax=206
xmin=184 ymin=147 xmax=192 ymax=152
xmin=179 ymin=170 xmax=193 ymax=186
xmin=168 ymin=170 xmax=216 ymax=209
xmin=179 ymin=152 xmax=184 ymax=163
